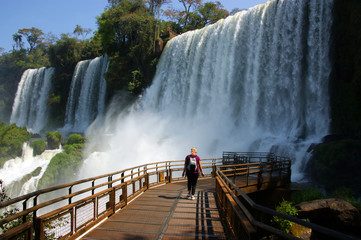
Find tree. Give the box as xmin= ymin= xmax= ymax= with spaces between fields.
xmin=164 ymin=0 xmax=229 ymax=32
xmin=198 ymin=2 xmax=229 ymax=26
xmin=97 ymin=0 xmax=161 ymax=94
xmin=145 ymin=0 xmax=170 ymax=16
xmin=107 ymin=0 xmax=123 ymax=8
xmin=73 ymin=25 xmax=92 ymax=40
xmin=17 ymin=27 xmax=44 ymax=53
xmin=12 ymin=33 xmax=23 ymax=50
xmin=164 ymin=0 xmax=201 ymax=28
xmin=230 ymin=8 xmax=243 ymax=15
xmin=178 ymin=0 xmax=202 ymax=27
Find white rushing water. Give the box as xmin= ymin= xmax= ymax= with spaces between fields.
xmin=82 ymin=0 xmax=334 ymax=182
xmin=10 ymin=67 xmax=54 ymax=133
xmin=0 ymin=143 xmax=62 ymax=198
xmin=63 ymin=55 xmax=109 ymax=134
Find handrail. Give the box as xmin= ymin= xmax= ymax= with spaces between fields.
xmin=216 ymin=167 xmax=360 ymax=240
xmin=0 ymin=158 xmax=223 ymax=239
xmin=2 ymin=154 xmax=358 ymax=240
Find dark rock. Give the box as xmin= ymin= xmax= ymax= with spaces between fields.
xmin=321 ymin=134 xmax=351 ymax=143
xmin=306 ymin=143 xmax=318 ymax=152
xmin=296 ymin=198 xmax=361 ymax=237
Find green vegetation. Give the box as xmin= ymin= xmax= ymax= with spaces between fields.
xmin=97 ymin=0 xmax=162 ymax=95
xmin=273 ymin=200 xmax=299 ymax=234
xmin=31 ymin=139 xmax=46 ymax=156
xmin=46 ymin=131 xmax=63 ymax=149
xmin=0 ymin=122 xmax=31 ymax=165
xmin=331 ymin=187 xmax=361 ymax=210
xmin=164 ymin=1 xmax=229 ymax=32
xmin=66 ymin=133 xmax=85 ymax=145
xmin=291 ymin=188 xmax=325 ymax=204
xmin=38 ymin=134 xmax=86 ymax=189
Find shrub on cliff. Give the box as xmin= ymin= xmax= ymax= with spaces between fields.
xmin=66 ymin=133 xmax=85 ymax=145
xmin=46 ymin=131 xmax=63 ymax=149
xmin=273 ymin=200 xmax=299 ymax=234
xmin=0 ymin=122 xmax=30 ymax=160
xmin=31 ymin=139 xmax=46 ymax=156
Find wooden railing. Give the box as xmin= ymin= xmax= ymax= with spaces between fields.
xmin=215 ymin=164 xmax=360 ymax=240
xmin=2 ymin=153 xmax=357 ymax=240
xmin=0 ymin=158 xmax=223 ymax=240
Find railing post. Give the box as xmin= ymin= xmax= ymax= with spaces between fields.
xmin=92 ymin=180 xmax=95 ymax=195
xmin=211 ymin=160 xmax=215 ymax=177
xmin=108 ymin=176 xmax=113 ymax=188
xmin=110 ymin=187 xmax=116 ymax=214
xmin=121 ymin=172 xmax=125 ymax=183
xmin=169 ymin=169 xmax=172 ymax=183
xmin=69 ymin=186 xmax=72 ymax=204
xmin=146 ymin=173 xmax=150 ymax=189
xmin=34 ymin=217 xmax=44 ymax=240
xmin=33 ymin=196 xmax=38 ymax=221
xmin=156 ymin=164 xmax=159 ymax=183
xmin=22 ymin=199 xmax=28 ymax=223
xmin=133 ymin=180 xmax=135 ymax=194
xmin=122 ymin=184 xmax=128 ymax=206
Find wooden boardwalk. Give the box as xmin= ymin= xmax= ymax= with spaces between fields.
xmin=82 ymin=178 xmax=230 ymax=240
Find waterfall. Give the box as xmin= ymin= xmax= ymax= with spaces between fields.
xmin=63 ymin=55 xmax=109 ymax=134
xmin=0 ymin=143 xmax=62 ymax=198
xmin=10 ymin=67 xmax=54 ymax=133
xmin=82 ymin=0 xmax=333 ymax=181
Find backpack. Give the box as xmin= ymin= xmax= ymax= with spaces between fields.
xmin=187 ymin=156 xmax=197 ymax=172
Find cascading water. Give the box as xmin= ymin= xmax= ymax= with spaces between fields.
xmin=63 ymin=55 xmax=109 ymax=134
xmin=10 ymin=67 xmax=54 ymax=133
xmin=82 ymin=0 xmax=333 ymax=181
xmin=0 ymin=143 xmax=62 ymax=198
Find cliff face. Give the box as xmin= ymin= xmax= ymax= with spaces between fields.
xmin=307 ymin=0 xmax=361 ymax=196
xmin=330 ymin=0 xmax=361 ymax=137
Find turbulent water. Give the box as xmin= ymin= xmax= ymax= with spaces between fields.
xmin=10 ymin=67 xmax=54 ymax=133
xmin=0 ymin=143 xmax=62 ymax=198
xmin=82 ymin=0 xmax=334 ymax=181
xmin=62 ymin=55 xmax=109 ymax=134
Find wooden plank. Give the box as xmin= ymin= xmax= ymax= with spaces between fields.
xmin=81 ymin=179 xmax=230 ymax=239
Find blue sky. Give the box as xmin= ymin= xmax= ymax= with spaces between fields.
xmin=0 ymin=0 xmax=268 ymax=53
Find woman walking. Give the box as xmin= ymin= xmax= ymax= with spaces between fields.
xmin=182 ymin=147 xmax=205 ymax=200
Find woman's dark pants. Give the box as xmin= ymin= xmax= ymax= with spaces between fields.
xmin=187 ymin=172 xmax=199 ymax=195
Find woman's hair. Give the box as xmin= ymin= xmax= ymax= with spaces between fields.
xmin=191 ymin=147 xmax=197 ymax=153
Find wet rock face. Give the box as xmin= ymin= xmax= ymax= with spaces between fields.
xmin=296 ymin=198 xmax=361 ymax=237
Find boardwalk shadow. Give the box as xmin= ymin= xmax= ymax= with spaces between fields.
xmin=158 ymin=195 xmax=178 ymax=199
